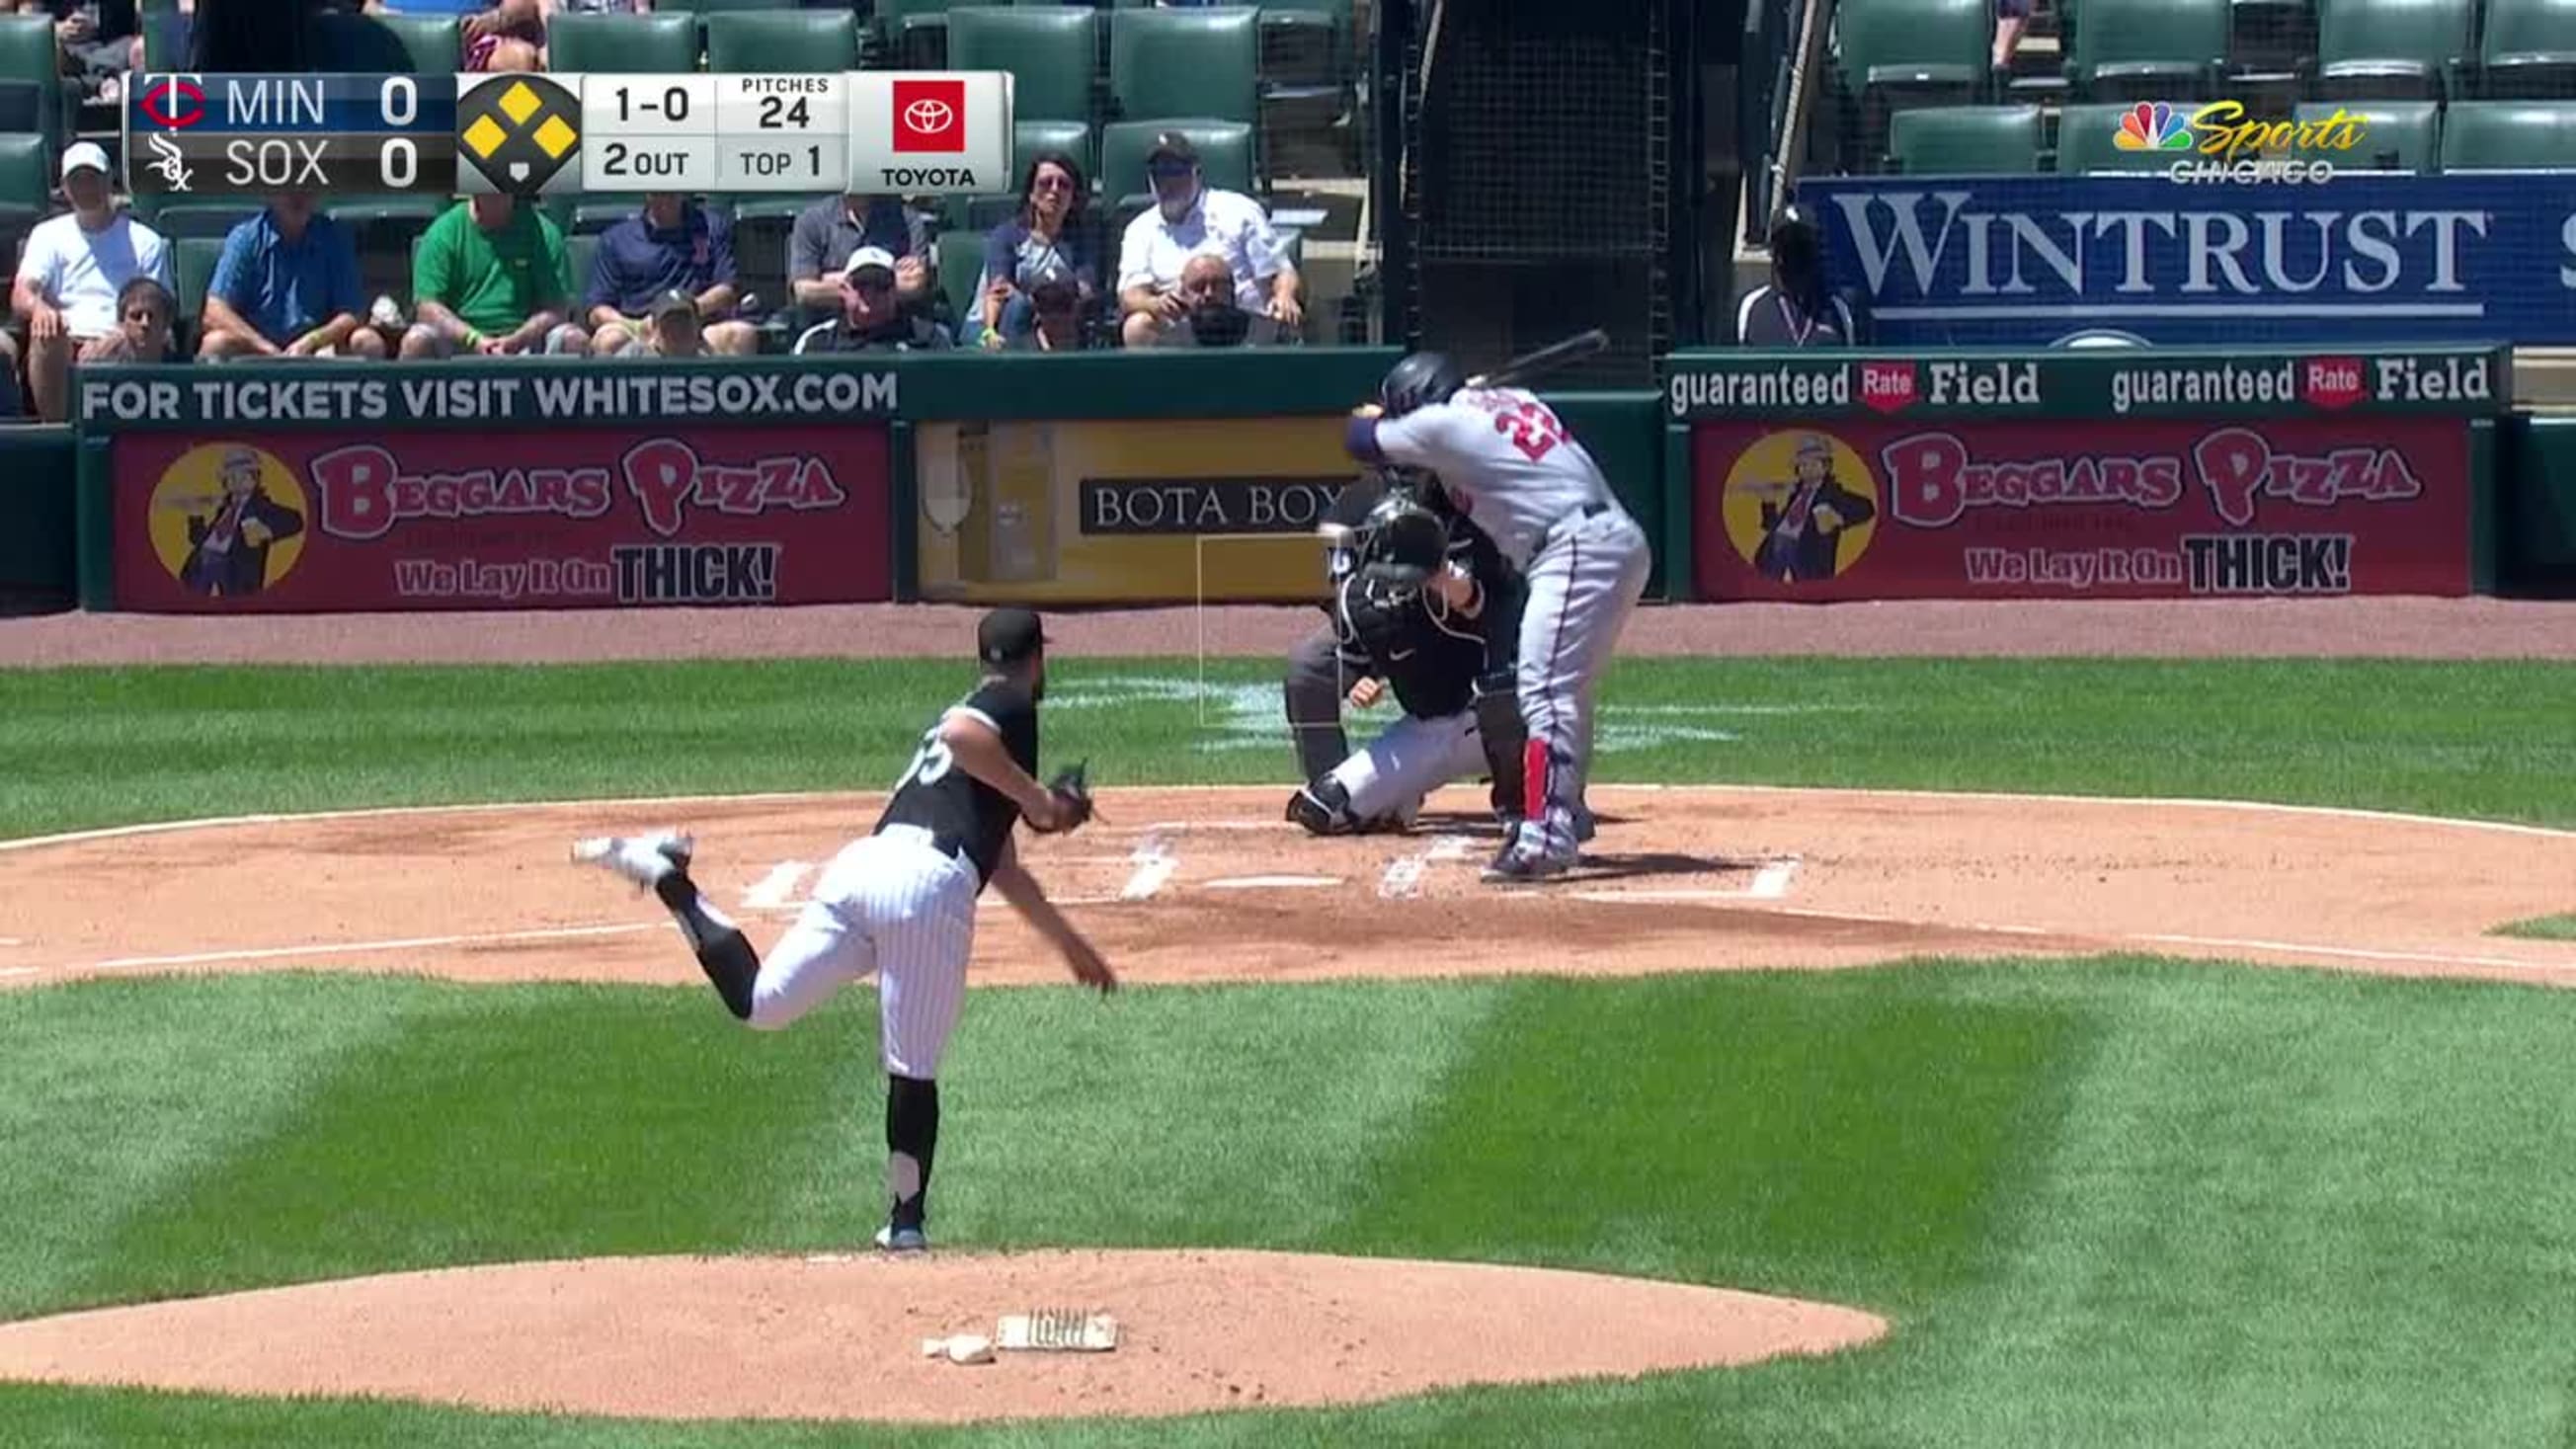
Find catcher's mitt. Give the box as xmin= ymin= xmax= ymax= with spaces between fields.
xmin=1039 ymin=759 xmax=1095 ymax=833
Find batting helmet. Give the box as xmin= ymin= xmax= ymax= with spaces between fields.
xmin=1379 ymin=352 xmax=1467 ymax=418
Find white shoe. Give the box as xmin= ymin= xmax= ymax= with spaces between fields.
xmin=570 ymin=831 xmax=692 ymax=889
xmin=874 ymin=1223 xmax=929 ymax=1252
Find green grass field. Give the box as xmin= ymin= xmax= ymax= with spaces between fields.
xmin=5 ymin=657 xmax=2575 ymax=1446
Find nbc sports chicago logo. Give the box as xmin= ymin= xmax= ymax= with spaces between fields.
xmin=2110 ymin=101 xmax=2368 ymax=185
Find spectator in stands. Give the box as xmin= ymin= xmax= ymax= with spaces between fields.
xmin=1168 ymin=252 xmax=1266 ymax=348
xmin=1731 ymin=201 xmax=1859 ymax=347
xmin=583 ymin=193 xmax=756 ymax=358
xmin=791 ymin=246 xmax=951 ymax=354
xmin=607 ymin=288 xmax=701 ymax=359
xmin=401 ymin=192 xmax=585 ymax=360
xmin=90 ymin=275 xmax=177 ymax=362
xmin=187 ymin=0 xmax=314 ymax=72
xmin=788 ymin=193 xmax=934 ymax=324
xmin=7 ymin=1 xmax=184 ymax=105
xmin=969 ymin=151 xmax=1099 ymax=351
xmin=999 ymin=252 xmax=1088 ymax=353
xmin=1993 ymin=0 xmax=2028 ymax=68
xmin=11 ymin=142 xmax=171 ymax=422
xmin=200 ymin=192 xmax=384 ymax=362
xmin=1116 ymin=131 xmax=1301 ymax=349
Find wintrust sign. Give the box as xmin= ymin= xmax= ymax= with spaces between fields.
xmin=1802 ymin=174 xmax=2576 ymax=345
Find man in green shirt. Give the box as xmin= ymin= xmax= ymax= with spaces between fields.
xmin=399 ymin=194 xmax=587 ymax=360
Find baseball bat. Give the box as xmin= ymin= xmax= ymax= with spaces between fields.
xmin=1466 ymin=328 xmax=1610 ymax=389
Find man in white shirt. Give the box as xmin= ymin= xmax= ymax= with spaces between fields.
xmin=12 ymin=142 xmax=173 ymax=422
xmin=1115 ymin=131 xmax=1302 ymax=348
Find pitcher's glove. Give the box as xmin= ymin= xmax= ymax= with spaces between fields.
xmin=1039 ymin=760 xmax=1095 ymax=833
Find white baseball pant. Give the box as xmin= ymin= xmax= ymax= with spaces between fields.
xmin=1329 ymin=710 xmax=1489 ymax=822
xmin=743 ymin=826 xmax=980 ymax=1080
xmin=1514 ymin=504 xmax=1651 ymax=862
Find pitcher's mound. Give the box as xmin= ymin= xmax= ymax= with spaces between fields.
xmin=0 ymin=1249 xmax=1888 ymax=1423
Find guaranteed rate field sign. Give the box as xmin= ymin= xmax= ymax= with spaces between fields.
xmin=1669 ymin=347 xmax=2504 ymax=601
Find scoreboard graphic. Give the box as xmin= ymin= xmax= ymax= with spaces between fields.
xmin=123 ymin=71 xmax=1013 ymax=199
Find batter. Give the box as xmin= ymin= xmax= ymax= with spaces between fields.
xmin=1345 ymin=356 xmax=1651 ymax=880
xmin=571 ymin=607 xmax=1115 ymax=1252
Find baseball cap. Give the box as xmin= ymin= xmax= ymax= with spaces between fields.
xmin=844 ymin=245 xmax=898 ymax=282
xmin=60 ymin=141 xmax=110 ymax=181
xmin=649 ymin=288 xmax=697 ymax=322
xmin=977 ymin=607 xmax=1046 ymax=668
xmin=1146 ymin=131 xmax=1199 ymax=170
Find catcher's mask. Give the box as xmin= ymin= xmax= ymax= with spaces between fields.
xmin=1379 ymin=351 xmax=1466 ymax=418
xmin=1361 ymin=493 xmax=1449 ymax=588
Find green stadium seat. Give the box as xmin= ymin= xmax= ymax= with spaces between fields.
xmin=1836 ymin=0 xmax=1992 ymax=94
xmin=948 ymin=8 xmax=1096 ymax=125
xmin=2053 ymin=102 xmax=2201 ymax=172
xmin=2063 ymin=0 xmax=2228 ymax=100
xmin=172 ymin=235 xmax=224 ymax=350
xmin=139 ymin=0 xmax=184 ymax=71
xmin=2438 ymin=99 xmax=2576 ymax=167
xmin=545 ymin=13 xmax=701 ymax=75
xmin=1887 ymin=104 xmax=2044 ymax=173
xmin=328 ymin=194 xmax=447 ymax=228
xmin=0 ymin=16 xmax=61 ymax=149
xmin=878 ymin=0 xmax=969 ymax=68
xmin=141 ymin=201 xmax=262 ymax=241
xmin=935 ymin=227 xmax=986 ymax=329
xmin=1260 ymin=0 xmax=1354 ymax=92
xmin=1015 ymin=119 xmax=1096 ymax=188
xmin=0 ymin=80 xmax=40 ymax=136
xmin=1110 ymin=9 xmax=1260 ymax=126
xmin=657 ymin=0 xmax=808 ymax=12
xmin=312 ymin=13 xmax=461 ymax=73
xmin=0 ymin=130 xmax=46 ymax=255
xmin=2293 ymin=100 xmax=2439 ymax=169
xmin=2311 ymin=0 xmax=2473 ymax=100
xmin=1098 ymin=119 xmax=1253 ymax=213
xmin=2475 ymin=0 xmax=2576 ymax=99
xmin=568 ymin=233 xmax=602 ymax=313
xmin=703 ymin=11 xmax=859 ymax=74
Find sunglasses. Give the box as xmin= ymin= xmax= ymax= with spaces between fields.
xmin=1149 ymin=161 xmax=1196 ymax=179
xmin=1031 ymin=173 xmax=1075 ymax=193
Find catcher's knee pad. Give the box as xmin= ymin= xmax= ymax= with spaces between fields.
xmin=1286 ymin=778 xmax=1359 ymax=837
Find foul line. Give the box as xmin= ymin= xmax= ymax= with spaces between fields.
xmin=21 ymin=921 xmax=670 ymax=976
xmin=2135 ymin=932 xmax=2560 ymax=972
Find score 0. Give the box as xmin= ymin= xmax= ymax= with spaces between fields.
xmin=713 ymin=74 xmax=846 ymax=192
xmin=373 ymin=73 xmax=429 ymax=191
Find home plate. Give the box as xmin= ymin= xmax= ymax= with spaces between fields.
xmin=1204 ymin=874 xmax=1345 ymax=890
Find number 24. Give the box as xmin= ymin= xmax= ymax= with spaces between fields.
xmin=1494 ymin=402 xmax=1567 ymax=461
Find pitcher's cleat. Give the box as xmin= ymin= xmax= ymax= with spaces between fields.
xmin=570 ymin=831 xmax=693 ymax=889
xmin=874 ymin=1223 xmax=930 ymax=1252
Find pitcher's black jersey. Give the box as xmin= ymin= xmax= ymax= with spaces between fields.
xmin=874 ymin=678 xmax=1039 ymax=887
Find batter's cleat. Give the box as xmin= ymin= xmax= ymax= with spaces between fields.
xmin=571 ymin=831 xmax=693 ymax=890
xmin=1481 ymin=844 xmax=1571 ymax=884
xmin=874 ymin=1223 xmax=930 ymax=1252
xmin=1574 ymin=806 xmax=1597 ymax=845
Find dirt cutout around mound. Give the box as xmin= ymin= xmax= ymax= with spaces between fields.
xmin=0 ymin=1251 xmax=1888 ymax=1423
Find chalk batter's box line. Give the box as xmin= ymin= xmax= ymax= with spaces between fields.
xmin=1193 ymin=531 xmax=1334 ymax=732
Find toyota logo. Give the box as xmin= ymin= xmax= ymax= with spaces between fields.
xmin=904 ymin=98 xmax=954 ymax=135
xmin=139 ymin=75 xmax=205 ymax=128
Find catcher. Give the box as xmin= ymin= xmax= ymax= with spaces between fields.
xmin=572 ymin=606 xmax=1113 ymax=1254
xmin=1287 ymin=469 xmax=1533 ymax=836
